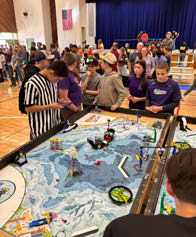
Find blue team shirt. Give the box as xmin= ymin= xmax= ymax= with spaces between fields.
xmin=146 ymin=78 xmax=181 ymax=113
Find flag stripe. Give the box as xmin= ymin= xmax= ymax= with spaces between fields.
xmin=62 ymin=9 xmax=72 ymax=30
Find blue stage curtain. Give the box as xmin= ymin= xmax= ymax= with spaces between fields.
xmin=86 ymin=0 xmax=196 ymax=49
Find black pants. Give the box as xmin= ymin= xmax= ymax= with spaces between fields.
xmin=122 ymin=76 xmax=129 ymax=87
xmin=0 ymin=69 xmax=4 ymax=82
xmin=83 ymin=104 xmax=91 ymax=109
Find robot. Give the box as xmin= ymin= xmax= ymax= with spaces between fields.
xmin=87 ymin=119 xmax=115 ymax=150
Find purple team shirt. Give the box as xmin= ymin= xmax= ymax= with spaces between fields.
xmin=57 ymin=71 xmax=82 ymax=106
xmin=127 ymin=76 xmax=147 ymax=110
xmin=146 ymin=78 xmax=181 ymax=113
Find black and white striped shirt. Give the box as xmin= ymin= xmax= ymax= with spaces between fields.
xmin=24 ymin=73 xmax=61 ymax=138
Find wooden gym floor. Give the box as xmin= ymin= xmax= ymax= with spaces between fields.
xmin=0 ymin=79 xmax=196 ymax=158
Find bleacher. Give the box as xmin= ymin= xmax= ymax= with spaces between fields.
xmin=169 ymin=53 xmax=194 ymax=85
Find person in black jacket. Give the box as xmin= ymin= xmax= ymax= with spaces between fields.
xmin=104 ymin=148 xmax=196 ymax=237
xmin=18 ymin=51 xmax=54 ymax=114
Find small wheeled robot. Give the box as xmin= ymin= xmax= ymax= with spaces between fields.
xmin=87 ymin=119 xmax=115 ymax=150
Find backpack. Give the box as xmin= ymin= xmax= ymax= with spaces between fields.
xmin=18 ymin=66 xmax=40 ymax=114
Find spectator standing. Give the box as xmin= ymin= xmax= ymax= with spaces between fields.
xmin=125 ymin=43 xmax=131 ymax=58
xmin=29 ymin=47 xmax=37 ymax=65
xmin=146 ymin=44 xmax=153 ymax=57
xmin=97 ymin=39 xmax=104 ymax=54
xmin=135 ymin=47 xmax=155 ymax=79
xmin=50 ymin=43 xmax=60 ymax=62
xmin=5 ymin=49 xmax=14 ymax=86
xmin=94 ymin=53 xmax=126 ymax=111
xmin=87 ymin=45 xmax=94 ymax=57
xmin=179 ymin=42 xmax=188 ymax=66
xmin=128 ymin=42 xmax=143 ymax=73
xmin=161 ymin=32 xmax=173 ymax=49
xmin=140 ymin=31 xmax=148 ymax=45
xmin=154 ymin=48 xmax=167 ymax=65
xmin=16 ymin=45 xmax=26 ymax=82
xmin=37 ymin=42 xmax=42 ymax=50
xmin=127 ymin=60 xmax=147 ymax=110
xmin=31 ymin=42 xmax=36 ymax=48
xmin=70 ymin=44 xmax=81 ymax=73
xmin=61 ymin=47 xmax=70 ymax=59
xmin=0 ymin=51 xmax=5 ymax=82
xmin=78 ymin=46 xmax=83 ymax=57
xmin=145 ymin=62 xmax=181 ymax=115
xmin=11 ymin=49 xmax=19 ymax=86
xmin=58 ymin=52 xmax=82 ymax=120
xmin=164 ymin=46 xmax=172 ymax=68
xmin=81 ymin=58 xmax=101 ymax=108
xmin=110 ymin=42 xmax=119 ymax=72
xmin=118 ymin=47 xmax=129 ymax=86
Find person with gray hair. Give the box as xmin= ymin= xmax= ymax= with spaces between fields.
xmin=128 ymin=42 xmax=143 ymax=74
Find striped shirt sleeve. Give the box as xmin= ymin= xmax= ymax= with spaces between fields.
xmin=24 ymin=81 xmax=39 ymax=106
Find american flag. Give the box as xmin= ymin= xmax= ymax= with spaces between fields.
xmin=62 ymin=9 xmax=72 ymax=30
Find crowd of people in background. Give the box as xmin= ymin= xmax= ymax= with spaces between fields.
xmin=0 ymin=31 xmax=192 ymax=139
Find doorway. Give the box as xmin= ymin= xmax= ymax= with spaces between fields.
xmin=81 ymin=27 xmax=86 ymax=44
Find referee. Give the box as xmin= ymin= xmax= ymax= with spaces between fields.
xmin=24 ymin=61 xmax=68 ymax=139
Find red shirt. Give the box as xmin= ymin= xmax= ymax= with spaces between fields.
xmin=111 ymin=50 xmax=119 ymax=72
xmin=87 ymin=49 xmax=93 ymax=56
xmin=141 ymin=33 xmax=148 ymax=43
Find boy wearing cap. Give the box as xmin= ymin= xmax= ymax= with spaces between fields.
xmin=145 ymin=62 xmax=181 ymax=115
xmin=81 ymin=58 xmax=101 ymax=108
xmin=94 ymin=53 xmax=126 ymax=111
xmin=161 ymin=32 xmax=173 ymax=49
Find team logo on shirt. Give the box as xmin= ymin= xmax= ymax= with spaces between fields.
xmin=153 ymin=89 xmax=167 ymax=95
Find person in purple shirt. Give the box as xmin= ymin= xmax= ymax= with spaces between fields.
xmin=58 ymin=52 xmax=82 ymax=120
xmin=127 ymin=60 xmax=147 ymax=110
xmin=145 ymin=62 xmax=181 ymax=115
xmin=154 ymin=47 xmax=167 ymax=66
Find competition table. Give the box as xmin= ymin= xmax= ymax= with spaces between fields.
xmin=0 ymin=107 xmax=170 ymax=237
xmin=144 ymin=116 xmax=196 ymax=216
